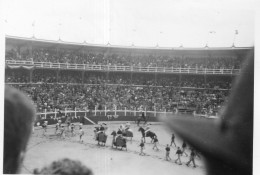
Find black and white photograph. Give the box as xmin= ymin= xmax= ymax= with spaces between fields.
xmin=1 ymin=0 xmax=257 ymax=174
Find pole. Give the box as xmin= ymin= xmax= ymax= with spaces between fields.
xmin=58 ymin=22 xmax=62 ymax=40
xmin=159 ymin=31 xmax=163 ymax=46
xmin=132 ymin=29 xmax=136 ymax=45
xmin=206 ymin=31 xmax=216 ymax=47
xmin=32 ymin=21 xmax=35 ymax=37
xmin=232 ymin=30 xmax=238 ymax=47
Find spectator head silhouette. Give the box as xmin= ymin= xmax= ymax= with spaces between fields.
xmin=4 ymin=86 xmax=36 ymax=174
xmin=33 ymin=158 xmax=93 ymax=175
xmin=166 ymin=51 xmax=253 ymax=175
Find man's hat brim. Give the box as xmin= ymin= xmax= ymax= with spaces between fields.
xmin=164 ymin=115 xmax=237 ymax=163
xmin=163 ymin=50 xmax=254 ymax=172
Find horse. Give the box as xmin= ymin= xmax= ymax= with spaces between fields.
xmin=94 ymin=125 xmax=108 ymax=146
xmin=136 ymin=113 xmax=149 ymax=126
xmin=96 ymin=132 xmax=107 ymax=146
xmin=112 ymin=135 xmax=127 ymax=150
xmin=138 ymin=127 xmax=156 ymax=143
xmin=122 ymin=128 xmax=133 ymax=141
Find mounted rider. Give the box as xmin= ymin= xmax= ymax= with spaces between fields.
xmin=125 ymin=122 xmax=131 ymax=130
xmin=116 ymin=124 xmax=124 ymax=139
xmin=140 ymin=106 xmax=146 ymax=121
xmin=125 ymin=122 xmax=133 ymax=133
xmin=144 ymin=123 xmax=151 ymax=135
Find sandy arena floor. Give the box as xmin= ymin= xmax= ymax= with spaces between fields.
xmin=21 ymin=122 xmax=206 ymax=175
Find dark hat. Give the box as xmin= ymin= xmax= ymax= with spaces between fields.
xmin=164 ymin=51 xmax=253 ymax=175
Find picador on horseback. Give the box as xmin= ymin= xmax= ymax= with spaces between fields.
xmin=111 ymin=124 xmax=128 ymax=150
xmin=138 ymin=123 xmax=156 ymax=143
xmin=94 ymin=123 xmax=108 ymax=146
xmin=136 ymin=108 xmax=148 ymax=126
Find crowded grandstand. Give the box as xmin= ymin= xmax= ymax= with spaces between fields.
xmin=5 ymin=36 xmax=252 ymax=119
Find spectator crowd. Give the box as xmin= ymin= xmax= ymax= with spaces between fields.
xmin=10 ymin=82 xmax=228 ymax=116
xmin=5 ymin=69 xmax=233 ymax=89
xmin=5 ymin=46 xmax=237 ymax=116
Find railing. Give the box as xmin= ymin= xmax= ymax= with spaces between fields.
xmin=5 ymin=60 xmax=240 ymax=75
xmin=6 ymin=82 xmax=231 ymax=91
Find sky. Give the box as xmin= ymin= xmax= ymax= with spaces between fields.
xmin=1 ymin=0 xmax=255 ymax=47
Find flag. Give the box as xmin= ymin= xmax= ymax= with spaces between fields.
xmin=235 ymin=30 xmax=238 ymax=35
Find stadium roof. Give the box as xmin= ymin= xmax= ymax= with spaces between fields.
xmin=6 ymin=35 xmax=253 ymax=53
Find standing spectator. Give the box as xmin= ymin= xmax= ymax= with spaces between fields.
xmin=4 ymin=86 xmax=35 ymax=174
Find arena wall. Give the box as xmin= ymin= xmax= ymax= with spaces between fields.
xmin=34 ymin=110 xmax=167 ymax=126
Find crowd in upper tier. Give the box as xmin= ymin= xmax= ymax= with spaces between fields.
xmin=5 ymin=69 xmax=233 ymax=89
xmin=6 ymin=48 xmax=244 ymax=69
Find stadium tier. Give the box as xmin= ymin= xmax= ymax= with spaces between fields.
xmin=5 ymin=36 xmax=253 ymax=119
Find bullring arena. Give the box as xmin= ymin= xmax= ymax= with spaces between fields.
xmin=3 ymin=0 xmax=255 ymax=174
xmin=5 ymin=35 xmax=253 ymax=174
xmin=22 ymin=120 xmax=205 ymax=175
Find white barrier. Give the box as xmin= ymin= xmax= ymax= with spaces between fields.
xmin=36 ymin=107 xmax=218 ymax=119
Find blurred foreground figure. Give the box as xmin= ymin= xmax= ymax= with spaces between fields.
xmin=33 ymin=158 xmax=93 ymax=175
xmin=166 ymin=51 xmax=254 ymax=175
xmin=4 ymin=86 xmax=36 ymax=174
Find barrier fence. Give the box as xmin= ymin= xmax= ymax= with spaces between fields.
xmin=35 ymin=107 xmax=217 ymax=126
xmin=37 ymin=107 xmax=169 ymax=120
